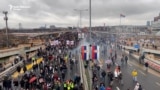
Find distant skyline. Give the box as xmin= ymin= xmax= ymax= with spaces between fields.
xmin=0 ymin=0 xmax=160 ymax=29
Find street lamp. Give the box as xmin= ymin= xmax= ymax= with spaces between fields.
xmin=3 ymin=11 xmax=9 ymax=47
xmin=74 ymin=9 xmax=88 ymax=30
xmin=89 ymin=0 xmax=92 ymax=43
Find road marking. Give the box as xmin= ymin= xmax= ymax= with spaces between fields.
xmin=115 ymin=63 xmax=118 ymax=66
xmin=138 ymin=70 xmax=146 ymax=76
xmin=128 ymin=62 xmax=133 ymax=66
xmin=116 ymin=87 xmax=120 ymax=90
xmin=155 ymin=82 xmax=160 ymax=86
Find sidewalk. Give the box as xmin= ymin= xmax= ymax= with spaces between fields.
xmin=123 ymin=50 xmax=160 ymax=73
xmin=11 ymin=57 xmax=43 ymax=78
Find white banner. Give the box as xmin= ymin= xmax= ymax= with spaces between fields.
xmin=57 ymin=40 xmax=60 ymax=45
xmin=70 ymin=41 xmax=74 ymax=45
xmin=50 ymin=41 xmax=55 ymax=46
xmin=78 ymin=33 xmax=85 ymax=39
xmin=66 ymin=40 xmax=70 ymax=45
xmin=78 ymin=33 xmax=81 ymax=39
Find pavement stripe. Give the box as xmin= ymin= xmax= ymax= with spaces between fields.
xmin=128 ymin=62 xmax=133 ymax=66
xmin=116 ymin=87 xmax=120 ymax=90
xmin=138 ymin=70 xmax=146 ymax=76
xmin=155 ymin=82 xmax=160 ymax=86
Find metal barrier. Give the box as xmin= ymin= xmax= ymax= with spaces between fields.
xmin=0 ymin=61 xmax=23 ymax=82
xmin=0 ymin=45 xmax=44 ymax=58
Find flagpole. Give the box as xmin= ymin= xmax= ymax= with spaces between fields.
xmin=120 ymin=15 xmax=121 ymax=26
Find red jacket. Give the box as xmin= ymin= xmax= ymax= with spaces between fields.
xmin=106 ymin=87 xmax=112 ymax=90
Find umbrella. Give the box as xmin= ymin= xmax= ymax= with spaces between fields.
xmin=105 ymin=60 xmax=112 ymax=64
xmin=29 ymin=76 xmax=37 ymax=83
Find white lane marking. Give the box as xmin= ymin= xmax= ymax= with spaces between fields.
xmin=115 ymin=63 xmax=118 ymax=66
xmin=128 ymin=62 xmax=133 ymax=66
xmin=155 ymin=82 xmax=160 ymax=86
xmin=116 ymin=87 xmax=120 ymax=90
xmin=138 ymin=70 xmax=146 ymax=76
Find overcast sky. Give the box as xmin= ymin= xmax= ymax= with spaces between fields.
xmin=0 ymin=0 xmax=160 ymax=29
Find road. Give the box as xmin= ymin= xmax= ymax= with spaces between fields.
xmin=99 ymin=44 xmax=160 ymax=90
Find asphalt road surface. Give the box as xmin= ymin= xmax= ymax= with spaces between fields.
xmin=99 ymin=44 xmax=160 ymax=90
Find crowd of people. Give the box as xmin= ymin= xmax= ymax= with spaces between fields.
xmin=0 ymin=31 xmax=151 ymax=90
xmin=1 ymin=32 xmax=84 ymax=90
xmin=87 ymin=34 xmax=145 ymax=90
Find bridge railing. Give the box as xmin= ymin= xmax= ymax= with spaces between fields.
xmin=0 ymin=45 xmax=44 ymax=58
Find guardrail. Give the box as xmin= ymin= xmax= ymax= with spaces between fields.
xmin=0 ymin=45 xmax=44 ymax=58
xmin=0 ymin=60 xmax=23 ymax=81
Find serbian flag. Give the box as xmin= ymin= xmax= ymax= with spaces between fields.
xmin=91 ymin=45 xmax=100 ymax=60
xmin=81 ymin=46 xmax=89 ymax=60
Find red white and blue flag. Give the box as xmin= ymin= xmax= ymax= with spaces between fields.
xmin=81 ymin=46 xmax=89 ymax=60
xmin=91 ymin=45 xmax=100 ymax=60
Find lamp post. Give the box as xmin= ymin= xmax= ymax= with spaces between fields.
xmin=89 ymin=0 xmax=92 ymax=43
xmin=74 ymin=9 xmax=88 ymax=30
xmin=3 ymin=11 xmax=9 ymax=47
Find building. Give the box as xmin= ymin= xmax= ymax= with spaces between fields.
xmin=151 ymin=13 xmax=160 ymax=34
xmin=50 ymin=25 xmax=56 ymax=29
xmin=146 ymin=21 xmax=150 ymax=26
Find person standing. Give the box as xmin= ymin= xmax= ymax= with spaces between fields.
xmin=132 ymin=69 xmax=138 ymax=82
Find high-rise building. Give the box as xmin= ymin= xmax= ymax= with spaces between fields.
xmin=154 ymin=13 xmax=160 ymax=22
xmin=151 ymin=13 xmax=160 ymax=33
xmin=146 ymin=21 xmax=150 ymax=26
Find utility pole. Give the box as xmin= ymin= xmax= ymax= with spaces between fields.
xmin=74 ymin=9 xmax=88 ymax=30
xmin=3 ymin=11 xmax=9 ymax=47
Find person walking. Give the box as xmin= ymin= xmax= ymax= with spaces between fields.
xmin=125 ymin=55 xmax=128 ymax=64
xmin=138 ymin=84 xmax=143 ymax=90
xmin=132 ymin=69 xmax=138 ymax=82
xmin=120 ymin=56 xmax=124 ymax=66
xmin=134 ymin=83 xmax=139 ymax=90
xmin=106 ymin=85 xmax=112 ymax=90
xmin=107 ymin=71 xmax=114 ymax=86
xmin=144 ymin=62 xmax=149 ymax=72
xmin=99 ymin=83 xmax=105 ymax=90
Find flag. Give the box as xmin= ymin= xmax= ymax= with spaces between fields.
xmin=120 ymin=14 xmax=125 ymax=17
xmin=91 ymin=45 xmax=100 ymax=60
xmin=81 ymin=46 xmax=89 ymax=60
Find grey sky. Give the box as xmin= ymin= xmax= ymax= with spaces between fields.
xmin=0 ymin=0 xmax=160 ymax=28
